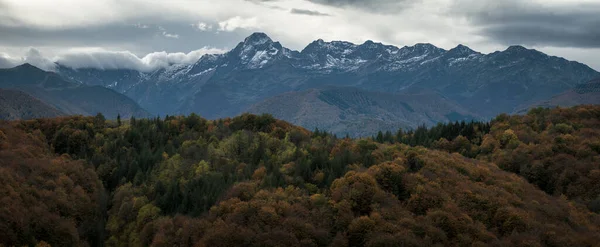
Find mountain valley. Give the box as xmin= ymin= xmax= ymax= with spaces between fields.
xmin=248 ymin=86 xmax=479 ymax=137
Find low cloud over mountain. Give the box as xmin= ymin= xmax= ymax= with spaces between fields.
xmin=0 ymin=47 xmax=226 ymax=72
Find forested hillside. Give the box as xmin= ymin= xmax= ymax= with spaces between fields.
xmin=1 ymin=107 xmax=600 ymax=246
xmin=0 ymin=122 xmax=105 ymax=246
xmin=389 ymin=105 xmax=600 ymax=212
xmin=517 ymin=78 xmax=600 ymax=112
xmin=0 ymin=89 xmax=65 ymax=120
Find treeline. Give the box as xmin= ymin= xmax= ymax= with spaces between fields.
xmin=373 ymin=121 xmax=491 ymax=152
xmin=1 ymin=106 xmax=600 ymax=246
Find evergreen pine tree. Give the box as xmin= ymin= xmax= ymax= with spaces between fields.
xmin=376 ymin=131 xmax=384 ymax=143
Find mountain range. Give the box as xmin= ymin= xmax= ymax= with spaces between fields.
xmin=2 ymin=32 xmax=599 ymax=135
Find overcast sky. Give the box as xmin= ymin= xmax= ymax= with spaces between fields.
xmin=1 ymin=0 xmax=599 ymax=71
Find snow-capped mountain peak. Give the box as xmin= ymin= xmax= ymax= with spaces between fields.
xmin=301 ymin=39 xmax=356 ymax=55
xmin=54 ymin=31 xmax=600 ymax=123
xmin=243 ymin=32 xmax=273 ymax=46
xmin=229 ymin=33 xmax=289 ymax=69
xmin=444 ymin=44 xmax=481 ymax=66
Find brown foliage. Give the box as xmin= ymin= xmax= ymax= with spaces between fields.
xmin=479 ymin=106 xmax=600 ymax=211
xmin=0 ymin=123 xmax=105 ymax=247
xmin=3 ymin=109 xmax=600 ymax=246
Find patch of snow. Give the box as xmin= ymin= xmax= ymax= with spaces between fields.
xmin=247 ymin=50 xmax=271 ymax=69
xmin=158 ymin=64 xmax=193 ymax=81
xmin=189 ymin=68 xmax=214 ymax=77
xmin=311 ymin=54 xmax=367 ymax=71
xmin=107 ymin=81 xmax=118 ymax=88
xmin=299 ymin=64 xmax=321 ymax=69
xmin=405 ymin=54 xmax=428 ymax=63
xmin=282 ymin=48 xmax=294 ymax=58
xmin=324 ymin=54 xmax=338 ymax=68
xmin=269 ymin=47 xmax=279 ymax=56
xmin=240 ymin=43 xmax=257 ymax=60
xmin=248 ymin=36 xmax=271 ymax=46
xmin=448 ymin=57 xmax=468 ymax=66
xmin=497 ymin=59 xmax=524 ymax=69
xmin=420 ymin=57 xmax=440 ymax=65
xmin=448 ymin=53 xmax=481 ymax=66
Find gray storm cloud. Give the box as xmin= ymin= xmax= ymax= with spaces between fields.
xmin=0 ymin=20 xmax=246 ymax=56
xmin=305 ymin=0 xmax=414 ymax=13
xmin=290 ymin=8 xmax=331 ymax=16
xmin=453 ymin=0 xmax=600 ymax=48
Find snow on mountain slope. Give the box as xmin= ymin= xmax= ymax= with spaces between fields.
xmin=55 ymin=32 xmax=600 ymax=123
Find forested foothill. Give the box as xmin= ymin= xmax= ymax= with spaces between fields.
xmin=1 ymin=106 xmax=600 ymax=246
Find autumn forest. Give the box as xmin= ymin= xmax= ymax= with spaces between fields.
xmin=1 ymin=106 xmax=600 ymax=247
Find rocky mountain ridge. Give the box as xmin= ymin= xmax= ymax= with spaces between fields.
xmin=26 ymin=32 xmax=600 ymax=134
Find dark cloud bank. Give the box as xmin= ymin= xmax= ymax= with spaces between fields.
xmin=306 ymin=0 xmax=414 ymax=13
xmin=290 ymin=8 xmax=331 ymax=16
xmin=454 ymin=0 xmax=600 ymax=48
